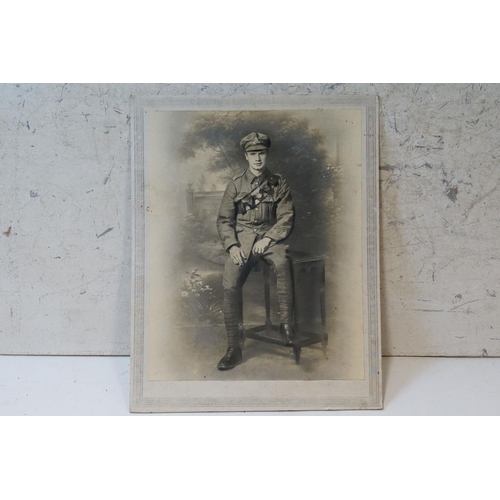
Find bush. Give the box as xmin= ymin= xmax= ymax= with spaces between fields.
xmin=178 ymin=270 xmax=224 ymax=326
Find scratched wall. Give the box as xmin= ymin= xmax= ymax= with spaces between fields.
xmin=1 ymin=83 xmax=499 ymax=355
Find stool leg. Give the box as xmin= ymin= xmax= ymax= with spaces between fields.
xmin=291 ymin=262 xmax=301 ymax=363
xmin=293 ymin=345 xmax=301 ymax=364
xmin=263 ymin=263 xmax=272 ymax=332
xmin=320 ymin=262 xmax=328 ymax=355
xmin=292 ymin=263 xmax=299 ymax=336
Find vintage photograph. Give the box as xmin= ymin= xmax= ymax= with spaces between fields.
xmin=131 ymin=95 xmax=381 ymax=412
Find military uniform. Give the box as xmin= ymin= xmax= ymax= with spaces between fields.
xmin=216 ymin=132 xmax=295 ymax=370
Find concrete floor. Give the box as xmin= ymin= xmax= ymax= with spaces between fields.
xmin=3 ymin=356 xmax=500 ymax=415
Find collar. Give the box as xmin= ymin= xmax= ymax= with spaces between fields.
xmin=245 ymin=168 xmax=270 ymax=184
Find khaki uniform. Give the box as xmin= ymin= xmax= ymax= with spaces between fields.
xmin=217 ymin=167 xmax=295 ymax=348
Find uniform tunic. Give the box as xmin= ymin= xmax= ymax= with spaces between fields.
xmin=217 ymin=168 xmax=295 ymax=347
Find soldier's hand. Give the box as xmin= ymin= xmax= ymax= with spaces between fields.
xmin=229 ymin=246 xmax=247 ymax=266
xmin=252 ymin=237 xmax=272 ymax=255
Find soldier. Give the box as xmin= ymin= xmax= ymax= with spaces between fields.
xmin=216 ymin=132 xmax=295 ymax=370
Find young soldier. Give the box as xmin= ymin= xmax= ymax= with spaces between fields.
xmin=216 ymin=132 xmax=295 ymax=370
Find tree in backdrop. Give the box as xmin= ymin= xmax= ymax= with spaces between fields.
xmin=179 ymin=111 xmax=341 ymax=254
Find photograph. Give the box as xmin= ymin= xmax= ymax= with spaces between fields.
xmin=131 ymin=95 xmax=381 ymax=412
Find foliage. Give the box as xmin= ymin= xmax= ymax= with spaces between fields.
xmin=178 ymin=270 xmax=224 ymax=325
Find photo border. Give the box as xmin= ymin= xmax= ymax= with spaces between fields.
xmin=130 ymin=95 xmax=381 ymax=412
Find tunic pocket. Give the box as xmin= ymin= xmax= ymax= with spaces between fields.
xmin=261 ymin=201 xmax=275 ymax=221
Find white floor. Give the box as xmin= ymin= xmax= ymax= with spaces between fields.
xmin=1 ymin=355 xmax=499 ymax=415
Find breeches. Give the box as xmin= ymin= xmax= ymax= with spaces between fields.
xmin=222 ymin=244 xmax=293 ymax=347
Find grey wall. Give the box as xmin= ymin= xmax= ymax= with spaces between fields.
xmin=1 ymin=83 xmax=499 ymax=355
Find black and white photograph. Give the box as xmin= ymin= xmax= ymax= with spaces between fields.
xmin=131 ymin=95 xmax=381 ymax=412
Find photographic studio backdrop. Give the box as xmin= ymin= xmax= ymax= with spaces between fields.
xmin=1 ymin=83 xmax=499 ymax=356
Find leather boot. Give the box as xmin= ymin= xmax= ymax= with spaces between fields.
xmin=281 ymin=323 xmax=295 ymax=346
xmin=217 ymin=347 xmax=243 ymax=371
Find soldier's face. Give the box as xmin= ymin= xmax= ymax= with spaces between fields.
xmin=245 ymin=149 xmax=268 ymax=172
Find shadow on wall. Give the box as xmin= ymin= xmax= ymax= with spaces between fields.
xmin=380 ymin=164 xmax=427 ymax=357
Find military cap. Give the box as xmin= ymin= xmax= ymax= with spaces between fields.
xmin=240 ymin=132 xmax=271 ymax=152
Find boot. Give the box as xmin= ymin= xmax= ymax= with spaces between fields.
xmin=217 ymin=347 xmax=243 ymax=371
xmin=281 ymin=323 xmax=295 ymax=346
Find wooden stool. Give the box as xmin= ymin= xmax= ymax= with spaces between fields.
xmin=242 ymin=251 xmax=327 ymax=363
